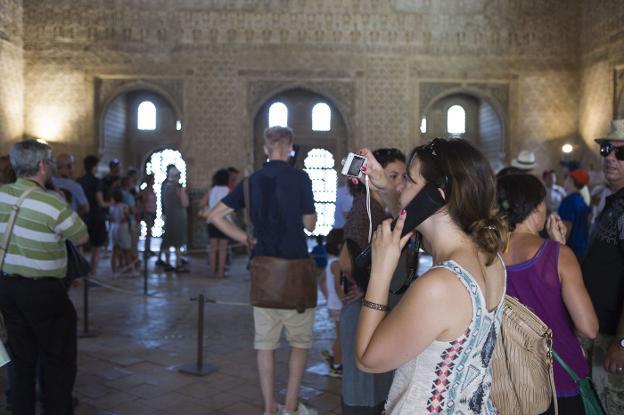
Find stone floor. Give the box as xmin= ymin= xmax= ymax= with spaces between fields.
xmin=0 ymin=250 xmax=345 ymax=415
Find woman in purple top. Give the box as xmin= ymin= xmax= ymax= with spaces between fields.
xmin=497 ymin=174 xmax=598 ymax=414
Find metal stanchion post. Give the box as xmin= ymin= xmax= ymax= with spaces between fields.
xmin=178 ymin=294 xmax=218 ymax=376
xmin=143 ymin=248 xmax=148 ymax=296
xmin=78 ymin=277 xmax=97 ymax=338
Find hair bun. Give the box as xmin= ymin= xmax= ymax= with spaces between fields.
xmin=469 ymin=214 xmax=508 ymax=265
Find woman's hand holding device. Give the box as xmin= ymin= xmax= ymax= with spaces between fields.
xmin=370 ymin=210 xmax=414 ymax=284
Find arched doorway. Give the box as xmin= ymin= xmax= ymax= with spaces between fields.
xmin=99 ymin=88 xmax=182 ymax=174
xmin=253 ymin=88 xmax=349 ymax=235
xmin=141 ymin=148 xmax=187 ymax=239
xmin=421 ymin=92 xmax=505 ymax=171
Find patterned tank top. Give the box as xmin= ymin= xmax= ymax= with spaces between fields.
xmin=384 ymin=258 xmax=505 ymax=414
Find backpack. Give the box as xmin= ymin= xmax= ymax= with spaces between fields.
xmin=490 ymin=295 xmax=557 ymax=415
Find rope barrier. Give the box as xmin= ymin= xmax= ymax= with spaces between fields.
xmin=170 ymin=242 xmax=329 ymax=259
xmin=182 ymin=241 xmax=247 ymax=255
xmin=79 ymin=242 xmax=327 ymax=330
xmin=82 ymin=276 xmax=252 ymax=307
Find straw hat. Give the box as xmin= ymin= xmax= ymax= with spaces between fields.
xmin=511 ymin=150 xmax=536 ymax=171
xmin=595 ymin=119 xmax=624 ymax=143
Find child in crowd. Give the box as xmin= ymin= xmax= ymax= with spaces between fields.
xmin=321 ymin=228 xmax=344 ymax=378
xmin=205 ymin=169 xmax=232 ymax=278
xmin=311 ymin=235 xmax=329 ymax=302
xmin=137 ymin=174 xmax=157 ymax=256
xmin=109 ymin=189 xmax=132 ymax=274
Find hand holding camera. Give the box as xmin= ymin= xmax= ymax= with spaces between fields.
xmin=341 ymin=149 xmax=389 ymax=192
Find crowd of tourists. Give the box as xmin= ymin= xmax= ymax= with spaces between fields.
xmin=0 ymin=118 xmax=623 ymax=414
xmin=205 ymin=122 xmax=624 ymax=415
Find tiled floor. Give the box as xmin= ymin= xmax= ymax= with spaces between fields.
xmin=0 ymin=251 xmax=343 ymax=415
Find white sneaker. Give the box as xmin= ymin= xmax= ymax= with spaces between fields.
xmin=280 ymin=402 xmax=318 ymax=415
xmin=263 ymin=404 xmax=283 ymax=415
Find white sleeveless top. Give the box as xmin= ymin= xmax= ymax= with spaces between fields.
xmin=384 ymin=259 xmax=505 ymax=415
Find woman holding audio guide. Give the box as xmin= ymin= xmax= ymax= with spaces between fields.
xmin=355 ymin=138 xmax=508 ymax=414
xmin=339 ymin=148 xmax=406 ymax=415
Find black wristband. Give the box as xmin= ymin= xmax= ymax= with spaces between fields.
xmin=362 ymin=299 xmax=389 ymax=312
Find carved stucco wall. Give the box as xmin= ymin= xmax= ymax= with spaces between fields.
xmin=616 ymin=67 xmax=624 ymax=119
xmin=0 ymin=0 xmax=22 ymax=153
xmin=578 ymin=0 xmax=624 ymax=167
xmin=20 ymin=0 xmax=584 ymax=181
xmin=513 ymin=70 xmax=580 ymax=170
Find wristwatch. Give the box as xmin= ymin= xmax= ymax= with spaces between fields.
xmin=619 ymin=337 xmax=624 ymax=349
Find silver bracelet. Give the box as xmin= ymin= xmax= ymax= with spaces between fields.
xmin=362 ymin=299 xmax=390 ymax=312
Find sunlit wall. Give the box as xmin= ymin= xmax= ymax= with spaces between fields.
xmin=0 ymin=0 xmax=23 ymax=153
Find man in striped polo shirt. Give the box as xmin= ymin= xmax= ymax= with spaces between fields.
xmin=0 ymin=140 xmax=87 ymax=415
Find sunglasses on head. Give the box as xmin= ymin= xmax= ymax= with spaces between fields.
xmin=406 ymin=138 xmax=449 ymax=191
xmin=373 ymin=148 xmax=404 ymax=159
xmin=600 ymin=142 xmax=624 ymax=161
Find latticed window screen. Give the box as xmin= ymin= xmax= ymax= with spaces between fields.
xmin=303 ymin=148 xmax=337 ymax=236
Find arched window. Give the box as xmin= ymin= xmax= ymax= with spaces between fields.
xmin=447 ymin=105 xmax=466 ymax=135
xmin=268 ymin=102 xmax=288 ymax=127
xmin=137 ymin=100 xmax=157 ymax=130
xmin=312 ymin=102 xmax=331 ymax=131
xmin=303 ymin=148 xmax=337 ymax=236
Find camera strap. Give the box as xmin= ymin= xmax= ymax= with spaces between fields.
xmin=365 ymin=174 xmax=372 ymax=243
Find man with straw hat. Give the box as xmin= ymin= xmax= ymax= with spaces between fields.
xmin=582 ymin=119 xmax=624 ymax=412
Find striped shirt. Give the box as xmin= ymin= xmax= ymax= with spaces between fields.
xmin=0 ymin=178 xmax=88 ymax=278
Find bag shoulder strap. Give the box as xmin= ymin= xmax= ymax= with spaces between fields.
xmin=0 ymin=186 xmax=38 ymax=269
xmin=552 ymin=350 xmax=582 ymax=383
xmin=243 ymin=177 xmax=252 ymax=237
xmin=550 ymin=360 xmax=558 ymax=415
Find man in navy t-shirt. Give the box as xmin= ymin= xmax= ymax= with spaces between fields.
xmin=207 ymin=126 xmax=318 ymax=415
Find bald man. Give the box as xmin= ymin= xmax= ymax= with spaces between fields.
xmin=51 ymin=153 xmax=90 ymax=216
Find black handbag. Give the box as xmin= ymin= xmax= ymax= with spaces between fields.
xmin=64 ymin=240 xmax=90 ymax=284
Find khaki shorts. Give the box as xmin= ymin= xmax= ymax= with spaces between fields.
xmin=253 ymin=307 xmax=315 ymax=350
